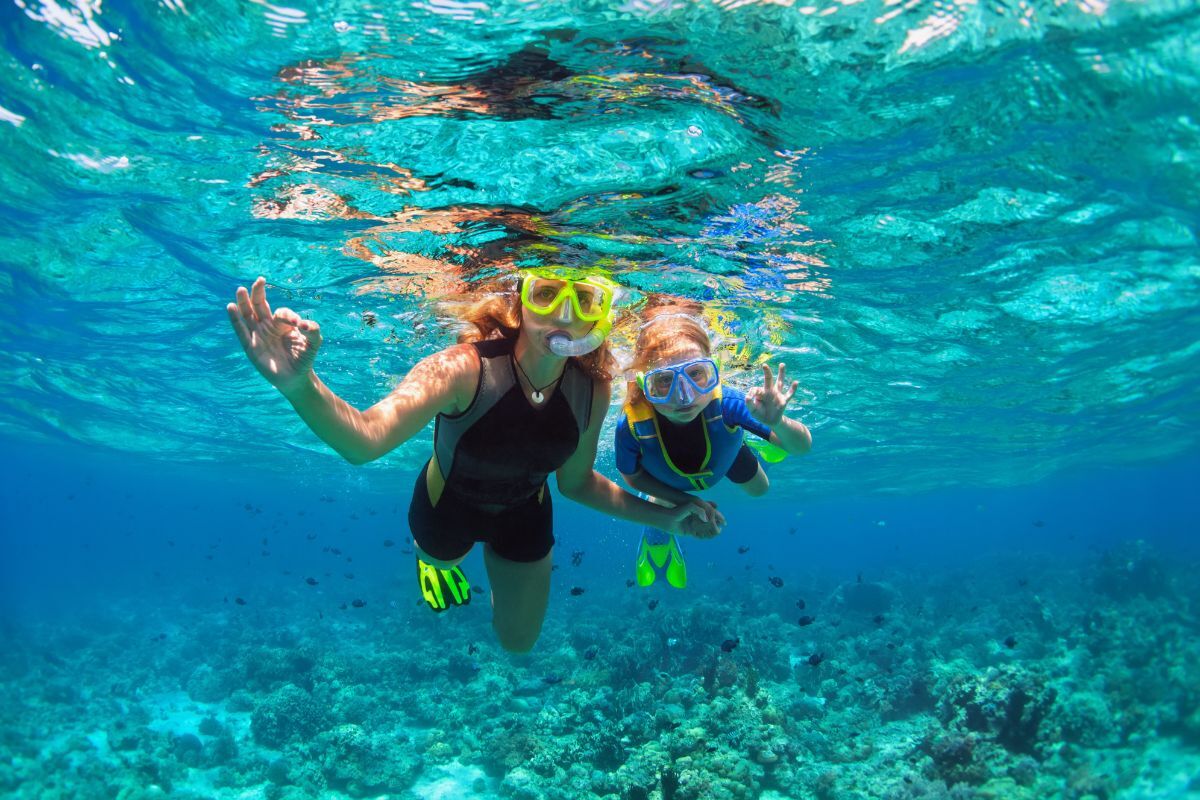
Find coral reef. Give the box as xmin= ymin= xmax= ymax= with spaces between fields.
xmin=1 ymin=540 xmax=1197 ymax=799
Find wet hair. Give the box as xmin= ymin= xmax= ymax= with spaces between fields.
xmin=628 ymin=299 xmax=712 ymax=404
xmin=441 ymin=275 xmax=615 ymax=383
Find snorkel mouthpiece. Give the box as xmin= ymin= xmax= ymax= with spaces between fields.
xmin=547 ymin=326 xmax=606 ymax=357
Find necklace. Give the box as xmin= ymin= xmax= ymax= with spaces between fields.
xmin=512 ymin=354 xmax=561 ymax=405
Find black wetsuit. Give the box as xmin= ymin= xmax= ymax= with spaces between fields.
xmin=409 ymin=337 xmax=593 ymax=562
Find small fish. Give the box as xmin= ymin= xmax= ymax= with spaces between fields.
xmin=351 ymin=599 xmax=366 ymax=608
xmin=306 ymin=533 xmax=317 ymax=541
xmin=798 ymin=615 xmax=816 ymax=626
xmin=796 ymin=598 xmax=806 ymax=610
xmin=344 ymin=573 xmax=355 ymax=580
xmin=648 ymin=599 xmax=659 ymax=611
xmin=305 ymin=577 xmax=318 ymax=586
xmin=570 ymin=587 xmax=585 ymax=596
xmin=468 ymin=643 xmax=479 ymax=656
xmin=330 ymin=547 xmax=342 ymax=556
xmin=1004 ymin=635 xmax=1018 ymax=649
xmin=1018 ymin=578 xmax=1029 ymax=587
xmin=542 ymin=674 xmax=563 ymax=685
xmin=873 ymin=614 xmax=885 ymax=626
xmin=383 ymin=539 xmax=395 ymax=547
xmin=625 ymin=579 xmax=635 ymax=588
xmin=362 ymin=311 xmax=378 ymax=327
xmin=807 ymin=652 xmax=825 ymax=667
xmin=235 ymin=597 xmax=247 ymax=606
xmin=471 ymin=585 xmax=483 ymax=594
xmin=584 ymin=647 xmax=598 ymax=661
xmin=571 ymin=550 xmax=585 ymax=567
xmin=737 ymin=546 xmax=750 ymax=554
xmin=319 ymin=611 xmax=323 ymax=619
xmin=788 ymin=527 xmax=797 ymax=535
xmin=768 ymin=576 xmax=783 ymax=588
xmin=721 ymin=638 xmax=740 ymax=653
xmin=261 ymin=537 xmax=269 ymax=546
xmin=857 ymin=572 xmax=863 ymax=584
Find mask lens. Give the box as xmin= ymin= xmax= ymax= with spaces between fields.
xmin=573 ymin=283 xmax=605 ymax=319
xmin=684 ymin=360 xmax=718 ymax=390
xmin=646 ymin=371 xmax=676 ymax=400
xmin=526 ymin=279 xmax=566 ymax=312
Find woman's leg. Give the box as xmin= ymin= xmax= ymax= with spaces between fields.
xmin=483 ymin=544 xmax=553 ymax=653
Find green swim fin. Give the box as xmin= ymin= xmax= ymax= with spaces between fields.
xmin=634 ymin=530 xmax=687 ymax=590
xmin=417 ymin=557 xmax=471 ymax=612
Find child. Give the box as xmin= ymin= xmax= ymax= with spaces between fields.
xmin=615 ymin=302 xmax=812 ymax=588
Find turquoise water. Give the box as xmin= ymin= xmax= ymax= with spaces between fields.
xmin=2 ymin=0 xmax=1199 ymax=798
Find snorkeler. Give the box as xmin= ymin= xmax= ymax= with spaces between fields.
xmin=227 ymin=271 xmax=719 ymax=652
xmin=615 ymin=302 xmax=812 ymax=589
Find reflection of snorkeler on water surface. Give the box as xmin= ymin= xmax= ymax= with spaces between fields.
xmin=271 ymin=39 xmax=779 ymax=128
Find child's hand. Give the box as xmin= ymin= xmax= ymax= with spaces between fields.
xmin=745 ymin=363 xmax=799 ymax=427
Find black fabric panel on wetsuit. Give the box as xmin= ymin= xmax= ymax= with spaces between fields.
xmin=409 ymin=464 xmax=554 ymax=563
xmin=442 ymin=352 xmax=581 ymax=508
xmin=726 ymin=444 xmax=761 ymax=484
xmin=657 ymin=414 xmax=707 ymax=474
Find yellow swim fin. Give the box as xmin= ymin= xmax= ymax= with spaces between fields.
xmin=417 ymin=557 xmax=471 ymax=612
xmin=634 ymin=531 xmax=687 ymax=589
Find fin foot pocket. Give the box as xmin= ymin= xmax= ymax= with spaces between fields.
xmin=418 ymin=558 xmax=472 ymax=611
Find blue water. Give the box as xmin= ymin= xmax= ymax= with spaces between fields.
xmin=2 ymin=0 xmax=1199 ymax=797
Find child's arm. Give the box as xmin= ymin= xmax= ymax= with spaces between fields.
xmin=745 ymin=363 xmax=812 ymax=455
xmin=621 ymin=468 xmax=700 ymax=508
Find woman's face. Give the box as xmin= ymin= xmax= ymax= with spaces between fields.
xmin=519 ymin=299 xmax=598 ymax=356
xmin=645 ymin=341 xmax=716 ymax=424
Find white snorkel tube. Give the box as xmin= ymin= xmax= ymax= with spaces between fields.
xmin=547 ymin=315 xmax=613 ymax=357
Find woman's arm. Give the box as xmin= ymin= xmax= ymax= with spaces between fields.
xmin=282 ymin=345 xmax=477 ymax=465
xmin=556 ymin=380 xmax=715 ymax=535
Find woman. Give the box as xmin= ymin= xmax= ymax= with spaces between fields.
xmin=227 ymin=271 xmax=718 ymax=652
xmin=615 ymin=302 xmax=812 ymax=590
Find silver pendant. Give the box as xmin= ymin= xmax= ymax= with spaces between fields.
xmin=531 ymin=390 xmax=544 ymax=404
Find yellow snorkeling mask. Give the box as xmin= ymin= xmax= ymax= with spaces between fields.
xmin=518 ymin=268 xmax=618 ymax=357
xmin=519 ymin=268 xmax=616 ymax=322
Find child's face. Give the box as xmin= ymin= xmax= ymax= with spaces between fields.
xmin=646 ymin=342 xmax=716 ymax=424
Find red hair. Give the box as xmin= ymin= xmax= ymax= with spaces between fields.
xmin=627 ymin=299 xmax=711 ymax=404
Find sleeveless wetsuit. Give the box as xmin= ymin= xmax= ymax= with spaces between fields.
xmin=409 ymin=337 xmax=593 ymax=562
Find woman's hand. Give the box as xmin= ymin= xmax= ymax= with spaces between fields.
xmin=227 ymin=276 xmax=322 ymax=394
xmin=745 ymin=363 xmax=799 ymax=428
